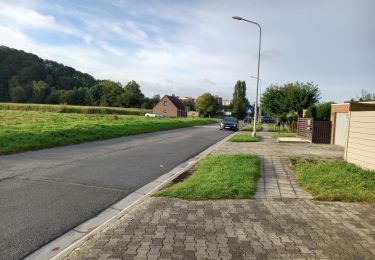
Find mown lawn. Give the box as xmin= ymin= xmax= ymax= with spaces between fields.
xmin=291 ymin=157 xmax=375 ymax=203
xmin=0 ymin=110 xmax=217 ymax=154
xmin=229 ymin=134 xmax=260 ymax=142
xmin=242 ymin=123 xmax=262 ymax=132
xmin=156 ymin=154 xmax=260 ymax=200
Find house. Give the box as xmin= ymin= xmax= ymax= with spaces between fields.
xmin=153 ymin=95 xmax=187 ymax=117
xmin=330 ymin=101 xmax=375 ymax=170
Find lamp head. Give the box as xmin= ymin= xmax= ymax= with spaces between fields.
xmin=232 ymin=16 xmax=243 ymax=20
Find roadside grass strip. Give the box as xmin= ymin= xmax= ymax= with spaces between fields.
xmin=266 ymin=123 xmax=289 ymax=132
xmin=229 ymin=134 xmax=260 ymax=142
xmin=272 ymin=133 xmax=296 ymax=138
xmin=291 ymin=157 xmax=375 ymax=203
xmin=242 ymin=123 xmax=262 ymax=132
xmin=156 ymin=154 xmax=260 ymax=200
xmin=0 ymin=110 xmax=217 ymax=154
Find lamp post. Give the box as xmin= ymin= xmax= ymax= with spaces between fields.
xmin=251 ymin=75 xmax=262 ymax=123
xmin=232 ymin=15 xmax=261 ymax=137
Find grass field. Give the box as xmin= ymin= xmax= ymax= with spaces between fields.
xmin=242 ymin=123 xmax=262 ymax=132
xmin=0 ymin=102 xmax=151 ymax=115
xmin=0 ymin=110 xmax=217 ymax=154
xmin=229 ymin=134 xmax=260 ymax=142
xmin=291 ymin=157 xmax=375 ymax=203
xmin=156 ymin=154 xmax=260 ymax=199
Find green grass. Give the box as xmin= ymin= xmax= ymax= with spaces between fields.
xmin=229 ymin=134 xmax=261 ymax=142
xmin=266 ymin=123 xmax=289 ymax=132
xmin=0 ymin=110 xmax=217 ymax=154
xmin=0 ymin=102 xmax=151 ymax=115
xmin=272 ymin=133 xmax=296 ymax=138
xmin=156 ymin=154 xmax=260 ymax=199
xmin=291 ymin=157 xmax=375 ymax=203
xmin=242 ymin=123 xmax=262 ymax=132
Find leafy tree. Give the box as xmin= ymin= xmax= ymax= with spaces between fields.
xmin=9 ymin=85 xmax=27 ymax=102
xmin=231 ymin=80 xmax=249 ymax=119
xmin=120 ymin=81 xmax=145 ymax=108
xmin=32 ymin=80 xmax=50 ymax=103
xmin=316 ymin=102 xmax=335 ymax=120
xmin=195 ymin=92 xmax=219 ymax=117
xmin=262 ymin=82 xmax=320 ymax=118
xmin=304 ymin=104 xmax=317 ymax=118
xmin=45 ymin=88 xmax=60 ymax=104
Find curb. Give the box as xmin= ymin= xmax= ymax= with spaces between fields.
xmin=25 ymin=130 xmax=236 ymax=260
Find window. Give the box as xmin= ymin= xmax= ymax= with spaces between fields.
xmin=163 ymin=100 xmax=167 ymax=106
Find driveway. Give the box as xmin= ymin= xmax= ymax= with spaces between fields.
xmin=0 ymin=124 xmax=231 ymax=260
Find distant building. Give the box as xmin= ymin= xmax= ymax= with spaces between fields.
xmin=215 ymin=96 xmax=223 ymax=106
xmin=221 ymin=99 xmax=232 ymax=112
xmin=153 ymin=95 xmax=187 ymax=117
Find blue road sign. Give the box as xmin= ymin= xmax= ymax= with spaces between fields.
xmin=246 ymin=106 xmax=253 ymax=114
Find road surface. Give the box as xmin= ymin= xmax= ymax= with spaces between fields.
xmin=0 ymin=124 xmax=231 ymax=260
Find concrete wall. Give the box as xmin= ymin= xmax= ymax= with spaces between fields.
xmin=345 ymin=111 xmax=375 ymax=170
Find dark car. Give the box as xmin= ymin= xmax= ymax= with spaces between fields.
xmin=261 ymin=115 xmax=276 ymax=123
xmin=220 ymin=117 xmax=239 ymax=131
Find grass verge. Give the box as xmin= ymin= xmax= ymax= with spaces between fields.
xmin=229 ymin=134 xmax=260 ymax=142
xmin=266 ymin=123 xmax=289 ymax=132
xmin=0 ymin=102 xmax=151 ymax=115
xmin=242 ymin=123 xmax=262 ymax=132
xmin=156 ymin=154 xmax=260 ymax=200
xmin=0 ymin=110 xmax=217 ymax=154
xmin=291 ymin=157 xmax=375 ymax=203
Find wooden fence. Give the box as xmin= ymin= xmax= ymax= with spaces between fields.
xmin=297 ymin=118 xmax=331 ymax=144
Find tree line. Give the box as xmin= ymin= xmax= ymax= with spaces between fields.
xmin=0 ymin=46 xmax=160 ymax=108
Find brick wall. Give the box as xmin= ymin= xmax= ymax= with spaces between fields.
xmin=153 ymin=96 xmax=178 ymax=117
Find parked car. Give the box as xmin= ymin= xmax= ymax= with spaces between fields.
xmin=220 ymin=117 xmax=239 ymax=131
xmin=145 ymin=112 xmax=165 ymax=118
xmin=261 ymin=115 xmax=275 ymax=123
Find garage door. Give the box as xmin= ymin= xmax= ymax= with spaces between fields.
xmin=334 ymin=112 xmax=348 ymax=146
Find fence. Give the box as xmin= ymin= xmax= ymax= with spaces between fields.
xmin=297 ymin=118 xmax=331 ymax=144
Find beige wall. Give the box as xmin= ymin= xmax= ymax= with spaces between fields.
xmin=345 ymin=111 xmax=375 ymax=170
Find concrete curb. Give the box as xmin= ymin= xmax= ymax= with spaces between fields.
xmin=25 ymin=129 xmax=236 ymax=260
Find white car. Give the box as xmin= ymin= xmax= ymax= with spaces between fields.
xmin=145 ymin=112 xmax=165 ymax=118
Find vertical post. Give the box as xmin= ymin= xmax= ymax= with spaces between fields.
xmin=252 ymin=25 xmax=261 ymax=137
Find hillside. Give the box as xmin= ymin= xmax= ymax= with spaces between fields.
xmin=0 ymin=46 xmax=96 ymax=101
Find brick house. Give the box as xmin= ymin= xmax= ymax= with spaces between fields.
xmin=153 ymin=95 xmax=187 ymax=117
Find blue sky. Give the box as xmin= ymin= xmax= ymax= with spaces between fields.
xmin=0 ymin=0 xmax=374 ymax=102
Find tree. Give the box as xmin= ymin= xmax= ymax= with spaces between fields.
xmin=32 ymin=80 xmax=50 ymax=103
xmin=316 ymin=102 xmax=335 ymax=120
xmin=262 ymin=82 xmax=320 ymax=118
xmin=195 ymin=93 xmax=219 ymax=117
xmin=9 ymin=85 xmax=27 ymax=102
xmin=304 ymin=104 xmax=317 ymax=118
xmin=358 ymin=89 xmax=375 ymax=101
xmin=120 ymin=80 xmax=145 ymax=108
xmin=231 ymin=80 xmax=249 ymax=119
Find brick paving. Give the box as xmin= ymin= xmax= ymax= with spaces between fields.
xmin=63 ymin=129 xmax=375 ymax=260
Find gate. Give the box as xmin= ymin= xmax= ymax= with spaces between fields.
xmin=297 ymin=118 xmax=331 ymax=144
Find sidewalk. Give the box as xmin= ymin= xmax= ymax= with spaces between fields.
xmin=63 ymin=130 xmax=375 ymax=260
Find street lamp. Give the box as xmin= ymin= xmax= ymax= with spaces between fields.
xmin=232 ymin=16 xmax=262 ymax=137
xmin=251 ymin=76 xmax=262 ymax=123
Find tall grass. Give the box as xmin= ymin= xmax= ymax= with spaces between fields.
xmin=0 ymin=102 xmax=151 ymax=115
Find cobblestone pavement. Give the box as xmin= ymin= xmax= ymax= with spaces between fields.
xmin=62 ymin=129 xmax=375 ymax=260
xmin=255 ymin=156 xmax=311 ymax=199
xmin=64 ymin=198 xmax=375 ymax=260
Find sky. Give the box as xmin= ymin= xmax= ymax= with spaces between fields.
xmin=0 ymin=0 xmax=374 ymax=103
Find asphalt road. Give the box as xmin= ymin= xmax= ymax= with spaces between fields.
xmin=0 ymin=124 xmax=231 ymax=260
